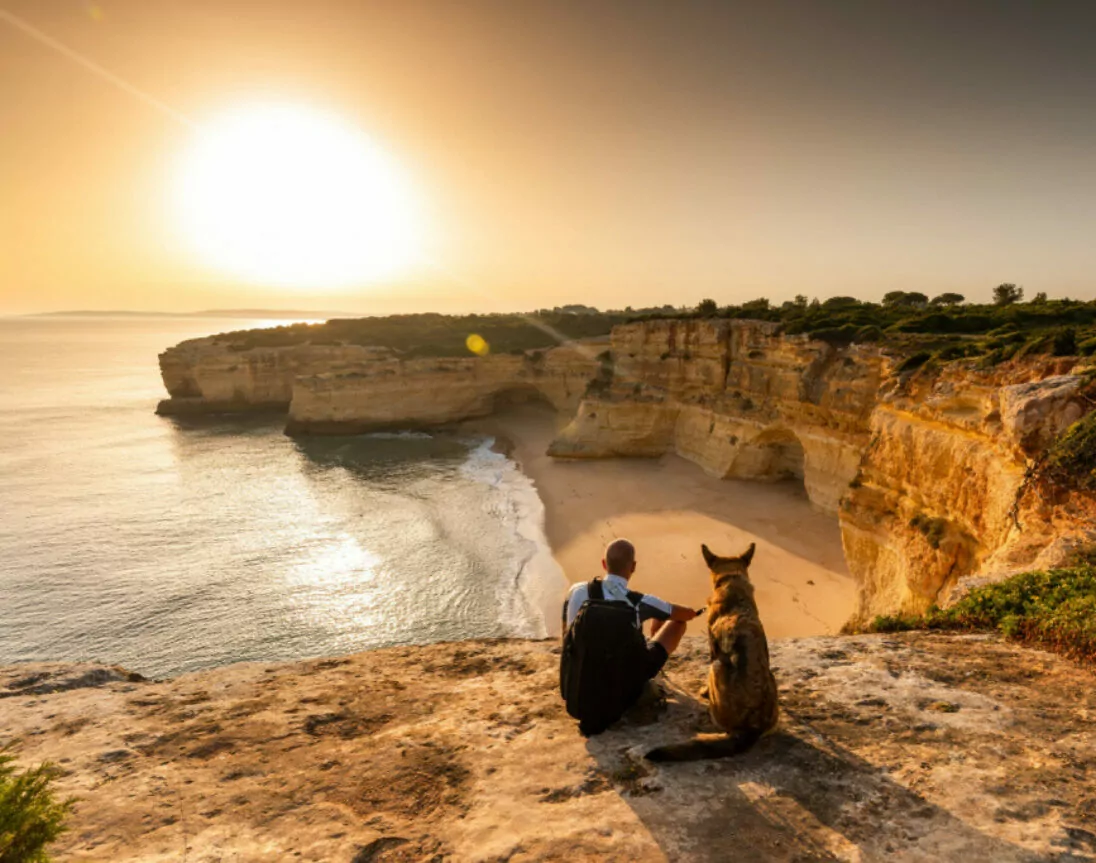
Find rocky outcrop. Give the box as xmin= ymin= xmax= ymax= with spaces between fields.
xmin=841 ymin=359 xmax=1096 ymax=625
xmin=285 ymin=342 xmax=602 ymax=434
xmin=3 ymin=634 xmax=1093 ymax=861
xmin=548 ymin=320 xmax=885 ymax=514
xmin=156 ymin=338 xmax=367 ymax=415
xmin=156 ymin=337 xmax=603 ymax=430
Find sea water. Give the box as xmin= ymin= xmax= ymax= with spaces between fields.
xmin=0 ymin=316 xmax=566 ymax=677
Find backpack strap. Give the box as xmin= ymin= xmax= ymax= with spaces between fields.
xmin=588 ymin=578 xmax=644 ymax=607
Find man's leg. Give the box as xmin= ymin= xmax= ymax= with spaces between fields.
xmin=651 ymin=619 xmax=687 ymax=656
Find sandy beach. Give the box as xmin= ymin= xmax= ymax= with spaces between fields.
xmin=464 ymin=405 xmax=856 ymax=639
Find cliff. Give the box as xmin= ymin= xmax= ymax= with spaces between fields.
xmin=841 ymin=359 xmax=1096 ymax=624
xmin=3 ymin=634 xmax=1093 ymax=861
xmin=286 ymin=342 xmax=602 ymax=434
xmin=547 ymin=320 xmax=884 ymax=514
xmin=157 ymin=337 xmax=602 ymax=430
xmin=156 ymin=320 xmax=1096 ymax=623
xmin=541 ymin=321 xmax=1096 ymax=623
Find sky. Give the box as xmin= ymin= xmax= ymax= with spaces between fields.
xmin=2 ymin=0 xmax=1096 ymax=315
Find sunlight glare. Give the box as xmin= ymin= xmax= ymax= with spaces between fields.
xmin=174 ymin=102 xmax=422 ymax=289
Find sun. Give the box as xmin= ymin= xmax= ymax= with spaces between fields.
xmin=174 ymin=102 xmax=422 ymax=289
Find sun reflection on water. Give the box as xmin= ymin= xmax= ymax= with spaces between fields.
xmin=284 ymin=534 xmax=381 ymax=630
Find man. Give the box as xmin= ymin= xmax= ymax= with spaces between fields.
xmin=559 ymin=538 xmax=701 ymax=734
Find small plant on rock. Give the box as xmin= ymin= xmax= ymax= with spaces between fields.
xmin=0 ymin=744 xmax=75 ymax=863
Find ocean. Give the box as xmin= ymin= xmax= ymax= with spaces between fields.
xmin=0 ymin=316 xmax=565 ymax=678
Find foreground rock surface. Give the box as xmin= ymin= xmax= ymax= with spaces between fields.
xmin=2 ymin=635 xmax=1093 ymax=861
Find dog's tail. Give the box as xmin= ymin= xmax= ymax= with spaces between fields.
xmin=644 ymin=730 xmax=763 ymax=763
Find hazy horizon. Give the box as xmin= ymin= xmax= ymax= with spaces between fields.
xmin=4 ymin=0 xmax=1096 ymax=315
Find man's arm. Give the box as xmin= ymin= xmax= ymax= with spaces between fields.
xmin=561 ymin=585 xmax=586 ymax=640
xmin=638 ymin=594 xmax=700 ymax=624
xmin=668 ymin=603 xmax=702 ymax=622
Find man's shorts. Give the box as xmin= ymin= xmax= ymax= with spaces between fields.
xmin=643 ymin=641 xmax=669 ymax=679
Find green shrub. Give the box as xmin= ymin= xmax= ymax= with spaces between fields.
xmin=896 ymin=352 xmax=932 ymax=374
xmin=854 ymin=325 xmax=883 ymax=343
xmin=1040 ymin=411 xmax=1096 ymax=492
xmin=909 ymin=513 xmax=948 ymax=549
xmin=1053 ymin=327 xmax=1078 ymax=356
xmin=0 ymin=745 xmax=75 ymax=862
xmin=865 ymin=565 xmax=1096 ymax=662
xmin=1077 ymin=337 xmax=1096 ymax=356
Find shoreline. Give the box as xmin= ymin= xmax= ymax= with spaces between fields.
xmin=463 ymin=404 xmax=856 ymax=638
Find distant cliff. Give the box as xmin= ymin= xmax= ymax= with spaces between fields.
xmin=156 ymin=319 xmax=1096 ymax=623
xmin=157 ymin=337 xmax=603 ymax=428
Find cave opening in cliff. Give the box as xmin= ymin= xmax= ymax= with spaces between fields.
xmin=731 ymin=428 xmax=807 ymax=493
xmin=490 ymin=386 xmax=553 ymax=412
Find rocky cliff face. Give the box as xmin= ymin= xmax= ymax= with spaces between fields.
xmin=542 ymin=321 xmax=1096 ymax=622
xmin=285 ymin=342 xmax=601 ymax=434
xmin=156 ymin=321 xmax=1096 ymax=623
xmin=157 ymin=338 xmax=602 ymax=428
xmin=156 ymin=337 xmax=371 ymax=415
xmin=547 ymin=320 xmax=885 ymax=514
xmin=841 ymin=359 xmax=1096 ymax=624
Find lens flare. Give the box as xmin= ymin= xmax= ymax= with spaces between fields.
xmin=465 ymin=334 xmax=490 ymax=356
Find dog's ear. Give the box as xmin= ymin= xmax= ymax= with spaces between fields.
xmin=701 ymin=544 xmax=717 ymax=568
xmin=740 ymin=543 xmax=756 ymax=566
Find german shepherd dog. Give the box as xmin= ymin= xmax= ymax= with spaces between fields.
xmin=646 ymin=543 xmax=778 ymax=761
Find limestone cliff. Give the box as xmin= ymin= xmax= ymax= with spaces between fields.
xmin=156 ymin=320 xmax=1096 ymax=623
xmin=841 ymin=358 xmax=1096 ymax=624
xmin=285 ymin=342 xmax=602 ymax=434
xmin=156 ymin=337 xmax=367 ymax=415
xmin=157 ymin=337 xmax=603 ymax=429
xmin=548 ymin=320 xmax=885 ymax=514
xmin=541 ymin=321 xmax=1096 ymax=622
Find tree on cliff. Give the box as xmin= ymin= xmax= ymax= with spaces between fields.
xmin=741 ymin=298 xmax=771 ymax=313
xmin=821 ymin=296 xmax=861 ymax=309
xmin=994 ymin=283 xmax=1024 ymax=306
xmin=696 ymin=298 xmax=718 ymax=316
xmin=883 ymin=291 xmax=929 ymax=307
xmin=930 ymin=292 xmax=965 ymax=306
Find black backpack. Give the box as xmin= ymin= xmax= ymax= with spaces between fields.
xmin=559 ymin=577 xmax=650 ymax=736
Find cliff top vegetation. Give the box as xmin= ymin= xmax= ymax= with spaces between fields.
xmin=674 ymin=288 xmax=1096 ymax=366
xmin=865 ymin=560 xmax=1096 ymax=664
xmin=212 ymin=310 xmax=629 ymax=357
xmin=209 ymin=289 xmax=1096 ymax=366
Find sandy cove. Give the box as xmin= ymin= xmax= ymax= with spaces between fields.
xmin=463 ymin=404 xmax=855 ymax=638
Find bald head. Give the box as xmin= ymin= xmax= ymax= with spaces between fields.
xmin=603 ymin=539 xmax=636 ymax=578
